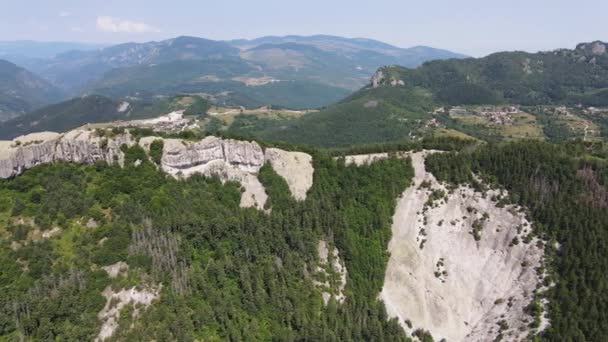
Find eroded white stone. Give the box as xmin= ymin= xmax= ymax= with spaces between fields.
xmin=264 ymin=148 xmax=313 ymax=201
xmin=102 ymin=261 xmax=129 ymax=279
xmin=0 ymin=129 xmax=314 ymax=211
xmin=379 ymin=151 xmax=547 ymax=342
xmin=96 ymin=285 xmax=160 ymax=341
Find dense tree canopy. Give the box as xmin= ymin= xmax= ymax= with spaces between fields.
xmin=0 ymin=145 xmax=412 ymax=341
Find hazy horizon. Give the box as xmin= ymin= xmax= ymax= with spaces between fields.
xmin=2 ymin=0 xmax=608 ymax=57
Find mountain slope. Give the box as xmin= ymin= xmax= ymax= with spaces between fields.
xmin=0 ymin=94 xmax=212 ymax=139
xmin=0 ymin=125 xmax=606 ymax=341
xmin=242 ymin=86 xmax=434 ymax=147
xmin=0 ymin=130 xmax=413 ymax=341
xmin=229 ymin=34 xmax=467 ymax=68
xmin=233 ymin=41 xmax=608 ymax=147
xmin=0 ymin=95 xmax=124 ymax=138
xmin=0 ymin=59 xmax=64 ymax=121
xmin=233 ymin=35 xmax=467 ymax=90
xmin=19 ymin=35 xmax=465 ymax=109
xmin=29 ymin=36 xmax=240 ymax=92
xmin=0 ymin=40 xmax=106 ymax=59
xmin=370 ymin=41 xmax=608 ymax=106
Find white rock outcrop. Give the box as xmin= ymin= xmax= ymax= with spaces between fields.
xmin=141 ymin=136 xmax=269 ymax=209
xmin=264 ymin=148 xmax=314 ymax=201
xmin=338 ymin=152 xmax=390 ymax=166
xmin=336 ymin=152 xmax=410 ymax=167
xmin=102 ymin=261 xmax=129 ymax=279
xmin=0 ymin=130 xmax=130 ymax=179
xmin=0 ymin=129 xmax=313 ymax=210
xmin=96 ymin=285 xmax=160 ymax=341
xmin=379 ymin=151 xmax=547 ymax=342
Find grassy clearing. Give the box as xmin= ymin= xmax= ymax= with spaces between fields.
xmin=502 ymin=112 xmax=544 ymax=140
xmin=433 ymin=128 xmax=478 ymax=140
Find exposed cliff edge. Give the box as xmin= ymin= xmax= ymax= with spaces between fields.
xmin=0 ymin=128 xmax=314 ymax=209
xmin=379 ymin=151 xmax=548 ymax=341
xmin=370 ymin=66 xmax=405 ymax=88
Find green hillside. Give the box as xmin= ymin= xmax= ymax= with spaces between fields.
xmin=0 ymin=145 xmax=413 ymax=341
xmin=223 ymin=41 xmax=608 ymax=147
xmin=372 ymin=41 xmax=608 ymax=106
xmin=86 ymin=59 xmax=350 ymax=109
xmin=0 ymin=59 xmax=64 ymax=121
xmin=0 ymin=94 xmax=210 ymax=139
xmin=0 ymin=136 xmax=606 ymax=340
xmin=234 ymin=86 xmax=433 ymax=147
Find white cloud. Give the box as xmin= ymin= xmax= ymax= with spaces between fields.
xmin=59 ymin=11 xmax=71 ymax=17
xmin=96 ymin=16 xmax=160 ymax=33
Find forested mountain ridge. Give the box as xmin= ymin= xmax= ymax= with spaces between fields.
xmin=24 ymin=36 xmax=240 ymax=92
xmin=0 ymin=36 xmax=463 ymax=110
xmin=0 ymin=59 xmax=64 ymax=122
xmin=228 ymin=41 xmax=608 ymax=147
xmin=369 ymin=41 xmax=608 ymax=106
xmin=0 ymin=94 xmax=211 ymax=140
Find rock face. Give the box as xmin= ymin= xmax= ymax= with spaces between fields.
xmin=0 ymin=129 xmax=313 ymax=210
xmin=576 ymin=41 xmax=607 ymax=56
xmin=370 ymin=67 xmax=405 ymax=88
xmin=379 ymin=151 xmax=548 ymax=341
xmin=336 ymin=152 xmax=411 ymax=167
xmin=140 ymin=136 xmax=269 ymax=208
xmin=102 ymin=261 xmax=129 ymax=279
xmin=96 ymin=285 xmax=160 ymax=341
xmin=264 ymin=148 xmax=314 ymax=201
xmin=0 ymin=130 xmax=130 ymax=179
xmin=371 ymin=69 xmax=385 ymax=88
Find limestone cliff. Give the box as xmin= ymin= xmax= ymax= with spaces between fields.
xmin=0 ymin=130 xmax=130 ymax=179
xmin=370 ymin=66 xmax=405 ymax=88
xmin=0 ymin=129 xmax=314 ymax=209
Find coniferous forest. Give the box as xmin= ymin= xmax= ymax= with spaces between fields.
xmin=0 ymin=145 xmax=413 ymax=341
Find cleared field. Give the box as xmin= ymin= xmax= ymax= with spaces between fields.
xmin=502 ymin=112 xmax=544 ymax=140
xmin=432 ymin=128 xmax=478 ymax=140
xmin=451 ymin=112 xmax=544 ymax=140
xmin=207 ymin=106 xmax=311 ymax=126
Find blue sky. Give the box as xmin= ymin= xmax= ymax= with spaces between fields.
xmin=1 ymin=0 xmax=607 ymax=56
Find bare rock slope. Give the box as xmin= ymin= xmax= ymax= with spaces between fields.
xmin=264 ymin=148 xmax=313 ymax=201
xmin=378 ymin=151 xmax=547 ymax=341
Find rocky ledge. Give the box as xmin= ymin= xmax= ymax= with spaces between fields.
xmin=0 ymin=129 xmax=314 ymax=210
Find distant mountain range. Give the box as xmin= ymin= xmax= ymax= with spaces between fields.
xmin=0 ymin=35 xmax=466 ymax=111
xmin=3 ymin=39 xmax=608 ymax=144
xmin=0 ymin=59 xmax=64 ymax=121
xmin=233 ymin=41 xmax=608 ymax=147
